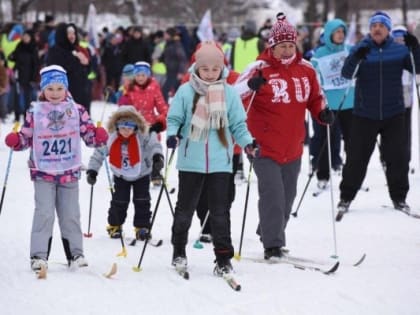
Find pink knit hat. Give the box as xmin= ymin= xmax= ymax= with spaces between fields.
xmin=268 ymin=13 xmax=297 ymax=47
xmin=195 ymin=41 xmax=224 ymax=68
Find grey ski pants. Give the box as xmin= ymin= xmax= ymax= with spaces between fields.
xmin=253 ymin=157 xmax=301 ymax=249
xmin=30 ymin=180 xmax=83 ymax=260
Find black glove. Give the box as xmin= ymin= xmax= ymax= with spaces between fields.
xmin=86 ymin=169 xmax=98 ymax=185
xmin=354 ymin=46 xmax=370 ymax=60
xmin=318 ymin=108 xmax=335 ymax=125
xmin=152 ymin=154 xmax=164 ymax=173
xmin=150 ymin=121 xmax=164 ymax=133
xmin=166 ymin=135 xmax=180 ymax=149
xmin=244 ymin=140 xmax=259 ymax=162
xmin=247 ymin=70 xmax=266 ymax=92
xmin=404 ymin=33 xmax=420 ymax=50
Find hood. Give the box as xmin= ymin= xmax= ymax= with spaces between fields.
xmin=54 ymin=22 xmax=79 ymax=50
xmin=323 ymin=19 xmax=347 ymax=51
xmin=107 ymin=105 xmax=148 ymax=134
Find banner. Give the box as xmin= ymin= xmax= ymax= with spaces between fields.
xmin=196 ymin=9 xmax=214 ymax=42
xmin=85 ymin=3 xmax=99 ymax=49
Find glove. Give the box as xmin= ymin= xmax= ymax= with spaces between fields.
xmin=152 ymin=154 xmax=164 ymax=173
xmin=404 ymin=33 xmax=420 ymax=50
xmin=149 ymin=121 xmax=164 ymax=134
xmin=247 ymin=70 xmax=266 ymax=92
xmin=166 ymin=135 xmax=180 ymax=149
xmin=318 ymin=108 xmax=335 ymax=125
xmin=95 ymin=127 xmax=108 ymax=145
xmin=5 ymin=132 xmax=20 ymax=149
xmin=354 ymin=46 xmax=370 ymax=60
xmin=86 ymin=169 xmax=98 ymax=185
xmin=244 ymin=140 xmax=259 ymax=161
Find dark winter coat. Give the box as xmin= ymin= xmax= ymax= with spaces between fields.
xmin=8 ymin=36 xmax=39 ymax=86
xmin=342 ymin=34 xmax=420 ymax=120
xmin=121 ymin=37 xmax=151 ymax=65
xmin=46 ymin=23 xmax=91 ymax=108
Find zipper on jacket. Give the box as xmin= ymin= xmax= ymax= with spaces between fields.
xmin=184 ymin=139 xmax=189 ymax=157
xmin=379 ymin=48 xmax=383 ymax=120
xmin=205 ymin=140 xmax=209 ymax=173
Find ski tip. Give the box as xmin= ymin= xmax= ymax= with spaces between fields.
xmin=335 ymin=212 xmax=344 ymax=222
xmin=193 ymin=241 xmax=203 ymax=249
xmin=169 ymin=188 xmax=176 ymax=194
xmin=291 ymin=212 xmax=298 ymax=218
xmin=183 ymin=272 xmax=190 ymax=280
xmin=129 ymin=239 xmax=137 ymax=246
xmin=235 ymin=284 xmax=241 ymax=291
xmin=36 ymin=265 xmax=47 ymax=279
xmin=104 ymin=263 xmax=118 ymax=278
xmin=353 ymin=253 xmax=367 ymax=267
xmin=154 ymin=239 xmax=163 ymax=247
xmin=324 ymin=261 xmax=340 ymax=274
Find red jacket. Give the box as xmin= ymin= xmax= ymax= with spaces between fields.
xmin=119 ymin=77 xmax=168 ymax=128
xmin=246 ymin=49 xmax=325 ymax=164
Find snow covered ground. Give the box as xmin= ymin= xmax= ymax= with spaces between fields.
xmin=0 ymin=101 xmax=419 ymax=315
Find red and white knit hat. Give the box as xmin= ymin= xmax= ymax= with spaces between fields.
xmin=268 ymin=13 xmax=297 ymax=47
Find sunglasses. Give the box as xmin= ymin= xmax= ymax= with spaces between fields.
xmin=117 ymin=121 xmax=137 ymax=130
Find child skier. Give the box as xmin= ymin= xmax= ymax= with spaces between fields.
xmin=86 ymin=105 xmax=164 ymax=240
xmin=4 ymin=65 xmax=109 ymax=272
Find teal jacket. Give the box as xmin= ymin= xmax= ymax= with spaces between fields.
xmin=311 ymin=18 xmax=355 ymax=110
xmin=166 ymin=66 xmax=253 ymax=174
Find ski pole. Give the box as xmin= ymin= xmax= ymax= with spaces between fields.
xmin=234 ymin=161 xmax=254 ymax=260
xmin=0 ymin=122 xmax=19 ymax=216
xmin=326 ymin=124 xmax=338 ymax=258
xmin=83 ymin=184 xmax=94 ymax=237
xmin=133 ymin=147 xmax=176 ymax=272
xmin=292 ymin=61 xmax=361 ymax=218
xmin=193 ymin=210 xmax=210 ymax=249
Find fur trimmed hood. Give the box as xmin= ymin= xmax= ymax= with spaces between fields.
xmin=107 ymin=105 xmax=148 ymax=134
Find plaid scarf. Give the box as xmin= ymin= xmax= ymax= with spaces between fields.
xmin=189 ymin=73 xmax=227 ymax=141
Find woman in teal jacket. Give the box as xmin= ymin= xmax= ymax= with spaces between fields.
xmin=166 ymin=42 xmax=254 ymax=277
xmin=310 ymin=18 xmax=355 ymax=188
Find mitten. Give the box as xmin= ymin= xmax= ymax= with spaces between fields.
xmin=247 ymin=70 xmax=266 ymax=92
xmin=152 ymin=154 xmax=164 ymax=173
xmin=166 ymin=135 xmax=179 ymax=149
xmin=5 ymin=132 xmax=20 ymax=149
xmin=95 ymin=127 xmax=109 ymax=145
xmin=149 ymin=121 xmax=164 ymax=134
xmin=86 ymin=169 xmax=98 ymax=185
xmin=404 ymin=33 xmax=420 ymax=50
xmin=318 ymin=108 xmax=335 ymax=125
xmin=354 ymin=46 xmax=370 ymax=60
xmin=244 ymin=140 xmax=259 ymax=161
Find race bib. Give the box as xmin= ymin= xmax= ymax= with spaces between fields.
xmin=316 ymin=51 xmax=351 ymax=90
xmin=32 ymin=102 xmax=82 ymax=173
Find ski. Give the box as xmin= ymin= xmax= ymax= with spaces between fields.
xmin=174 ymin=265 xmax=189 ymax=280
xmin=381 ymin=205 xmax=420 ymax=219
xmin=335 ymin=209 xmax=348 ymax=221
xmin=126 ymin=237 xmax=163 ymax=247
xmin=312 ymin=187 xmax=327 ymax=197
xmin=244 ymin=256 xmax=339 ymax=275
xmin=35 ymin=265 xmax=47 ymax=279
xmin=283 ymin=252 xmax=366 ymax=268
xmin=221 ymin=273 xmax=241 ymax=291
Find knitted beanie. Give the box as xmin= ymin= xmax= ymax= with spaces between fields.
xmin=194 ymin=41 xmax=224 ymax=68
xmin=369 ymin=11 xmax=392 ymax=31
xmin=40 ymin=65 xmax=68 ymax=90
xmin=122 ymin=64 xmax=135 ymax=77
xmin=268 ymin=13 xmax=297 ymax=47
xmin=133 ymin=61 xmax=151 ymax=76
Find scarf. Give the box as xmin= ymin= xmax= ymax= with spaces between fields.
xmin=189 ymin=73 xmax=227 ymax=141
xmin=109 ymin=134 xmax=140 ymax=168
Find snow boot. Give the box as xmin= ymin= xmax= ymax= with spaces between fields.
xmin=135 ymin=227 xmax=151 ymax=241
xmin=264 ymin=247 xmax=282 ymax=260
xmin=106 ymin=225 xmax=122 ymax=239
xmin=31 ymin=257 xmax=48 ymax=272
xmin=172 ymin=246 xmax=187 ymax=267
xmin=214 ymin=258 xmax=233 ymax=276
